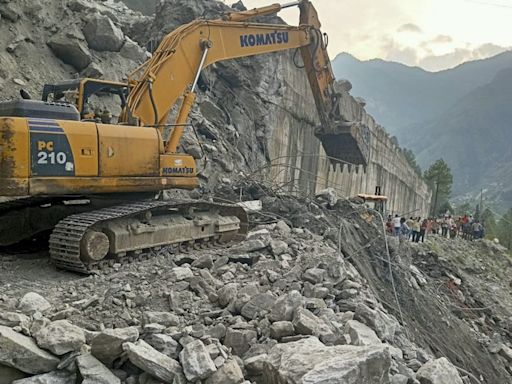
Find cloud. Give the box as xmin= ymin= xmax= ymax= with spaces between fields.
xmin=430 ymin=34 xmax=453 ymax=44
xmin=397 ymin=23 xmax=423 ymax=34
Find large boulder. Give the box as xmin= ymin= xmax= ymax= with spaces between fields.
xmin=35 ymin=320 xmax=85 ymax=355
xmin=179 ymin=339 xmax=217 ymax=381
xmin=205 ymin=359 xmax=244 ymax=384
xmin=91 ymin=327 xmax=139 ymax=365
xmin=12 ymin=371 xmax=76 ymax=384
xmin=241 ymin=293 xmax=276 ymax=320
xmin=416 ymin=358 xmax=463 ymax=384
xmin=123 ymin=340 xmax=182 ymax=383
xmin=76 ymin=353 xmax=120 ymax=384
xmin=47 ymin=35 xmax=92 ymax=71
xmin=224 ymin=328 xmax=257 ymax=356
xmin=83 ymin=13 xmax=124 ymax=52
xmin=17 ymin=293 xmax=51 ymax=315
xmin=261 ymin=337 xmax=391 ymax=384
xmin=345 ymin=320 xmax=382 ymax=346
xmin=268 ymin=291 xmax=302 ymax=322
xmin=144 ymin=333 xmax=181 ymax=359
xmin=0 ymin=326 xmax=59 ymax=375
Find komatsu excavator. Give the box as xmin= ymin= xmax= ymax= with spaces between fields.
xmin=0 ymin=0 xmax=369 ymax=273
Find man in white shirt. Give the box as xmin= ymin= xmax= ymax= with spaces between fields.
xmin=393 ymin=214 xmax=401 ymax=237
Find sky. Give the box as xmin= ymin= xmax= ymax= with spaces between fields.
xmin=231 ymin=0 xmax=512 ymax=72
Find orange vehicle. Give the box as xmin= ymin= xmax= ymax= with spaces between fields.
xmin=0 ymin=1 xmax=369 ymax=273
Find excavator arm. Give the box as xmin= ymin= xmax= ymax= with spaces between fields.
xmin=125 ymin=0 xmax=368 ymax=165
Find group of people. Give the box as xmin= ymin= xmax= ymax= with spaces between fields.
xmin=386 ymin=213 xmax=485 ymax=242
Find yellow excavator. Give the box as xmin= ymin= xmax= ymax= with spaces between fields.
xmin=0 ymin=0 xmax=369 ymax=273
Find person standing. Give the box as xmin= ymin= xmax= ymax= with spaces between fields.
xmin=412 ymin=218 xmax=421 ymax=242
xmin=419 ymin=218 xmax=428 ymax=242
xmin=399 ymin=217 xmax=410 ymax=244
xmin=393 ymin=214 xmax=401 ymax=237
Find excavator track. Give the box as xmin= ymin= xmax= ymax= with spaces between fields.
xmin=49 ymin=200 xmax=248 ymax=274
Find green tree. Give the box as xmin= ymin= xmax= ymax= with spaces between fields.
xmin=401 ymin=148 xmax=422 ymax=176
xmin=497 ymin=208 xmax=512 ymax=249
xmin=480 ymin=208 xmax=496 ymax=238
xmin=424 ymin=159 xmax=453 ymax=216
xmin=455 ymin=202 xmax=473 ymax=216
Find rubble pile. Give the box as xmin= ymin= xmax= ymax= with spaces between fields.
xmin=0 ymin=193 xmax=476 ymax=383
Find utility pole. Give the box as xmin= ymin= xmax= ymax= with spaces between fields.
xmin=432 ymin=180 xmax=439 ymax=217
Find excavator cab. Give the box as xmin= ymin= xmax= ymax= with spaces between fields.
xmin=42 ymin=78 xmax=129 ymax=121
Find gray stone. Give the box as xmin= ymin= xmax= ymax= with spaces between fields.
xmin=303 ymin=268 xmax=326 ymax=284
xmin=229 ymin=239 xmax=267 ymax=254
xmin=179 ymin=339 xmax=217 ymax=381
xmin=0 ymin=312 xmax=30 ymax=328
xmin=169 ymin=267 xmax=194 ymax=281
xmin=224 ymin=328 xmax=257 ymax=356
xmin=192 ymin=254 xmax=214 ymax=269
xmin=0 ymin=326 xmax=59 ymax=374
xmin=47 ymin=36 xmax=92 ymax=71
xmin=218 ymin=283 xmax=237 ymax=308
xmin=205 ymin=359 xmax=244 ymax=384
xmin=244 ymin=354 xmax=268 ymax=376
xmin=123 ymin=340 xmax=182 ymax=383
xmin=144 ymin=333 xmax=181 ymax=359
xmin=0 ymin=364 xmax=27 ymax=383
xmin=355 ymin=304 xmax=398 ymax=342
xmin=81 ymin=62 xmax=104 ymax=79
xmin=275 ymin=220 xmax=291 ymax=236
xmin=269 ymin=291 xmax=302 ymax=322
xmin=269 ymin=321 xmax=295 ymax=340
xmin=241 ymin=293 xmax=276 ymax=320
xmin=269 ymin=240 xmax=288 ymax=256
xmin=83 ymin=13 xmax=124 ymax=52
xmin=12 ymin=371 xmax=76 ymax=384
xmin=345 ymin=320 xmax=382 ymax=346
xmin=143 ymin=312 xmax=180 ymax=327
xmin=390 ymin=374 xmax=410 ymax=384
xmin=76 ymin=353 xmax=120 ymax=384
xmin=292 ymin=308 xmax=322 ymax=335
xmin=18 ymin=293 xmax=51 ymax=315
xmin=0 ymin=3 xmax=20 ymax=22
xmin=120 ymin=37 xmax=146 ymax=62
xmin=261 ymin=337 xmax=391 ymax=383
xmin=35 ymin=320 xmax=86 ymax=355
xmin=91 ymin=327 xmax=139 ymax=365
xmin=416 ymin=357 xmax=463 ymax=384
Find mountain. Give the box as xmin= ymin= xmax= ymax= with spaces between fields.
xmin=332 ymin=51 xmax=512 ymax=135
xmin=404 ymin=67 xmax=512 ymax=206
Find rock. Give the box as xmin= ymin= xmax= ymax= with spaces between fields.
xmin=224 ymin=328 xmax=257 ymax=356
xmin=0 ymin=312 xmax=30 ymax=328
xmin=13 ymin=78 xmax=26 ymax=86
xmin=144 ymin=333 xmax=181 ymax=359
xmin=91 ymin=327 xmax=139 ymax=365
xmin=241 ymin=293 xmax=276 ymax=320
xmin=269 ymin=240 xmax=288 ymax=256
xmin=303 ymin=268 xmax=326 ymax=284
xmin=143 ymin=312 xmax=180 ymax=327
xmin=390 ymin=374 xmax=410 ymax=384
xmin=261 ymin=337 xmax=391 ymax=383
xmin=179 ymin=339 xmax=217 ymax=381
xmin=269 ymin=321 xmax=295 ymax=340
xmin=12 ymin=371 xmax=76 ymax=384
xmin=120 ymin=37 xmax=146 ymax=62
xmin=76 ymin=353 xmax=120 ymax=384
xmin=47 ymin=35 xmax=92 ymax=71
xmin=292 ymin=308 xmax=322 ymax=335
xmin=205 ymin=359 xmax=244 ymax=384
xmin=192 ymin=254 xmax=214 ymax=269
xmin=35 ymin=320 xmax=85 ymax=355
xmin=218 ymin=283 xmax=237 ymax=308
xmin=345 ymin=320 xmax=382 ymax=346
xmin=355 ymin=304 xmax=398 ymax=342
xmin=275 ymin=220 xmax=291 ymax=236
xmin=81 ymin=62 xmax=104 ymax=78
xmin=0 ymin=3 xmax=20 ymax=22
xmin=416 ymin=357 xmax=463 ymax=384
xmin=0 ymin=364 xmax=27 ymax=383
xmin=229 ymin=239 xmax=268 ymax=254
xmin=0 ymin=326 xmax=59 ymax=374
xmin=499 ymin=345 xmax=512 ymax=362
xmin=170 ymin=267 xmax=194 ymax=281
xmin=83 ymin=13 xmax=124 ymax=52
xmin=123 ymin=340 xmax=182 ymax=383
xmin=269 ymin=291 xmax=302 ymax=322
xmin=18 ymin=293 xmax=51 ymax=315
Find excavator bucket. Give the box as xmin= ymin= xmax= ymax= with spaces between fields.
xmin=315 ymin=121 xmax=371 ymax=167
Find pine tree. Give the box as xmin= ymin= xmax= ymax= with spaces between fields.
xmin=424 ymin=159 xmax=453 ymax=216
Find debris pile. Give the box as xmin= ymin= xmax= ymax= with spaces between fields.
xmin=0 ymin=193 xmax=476 ymax=383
